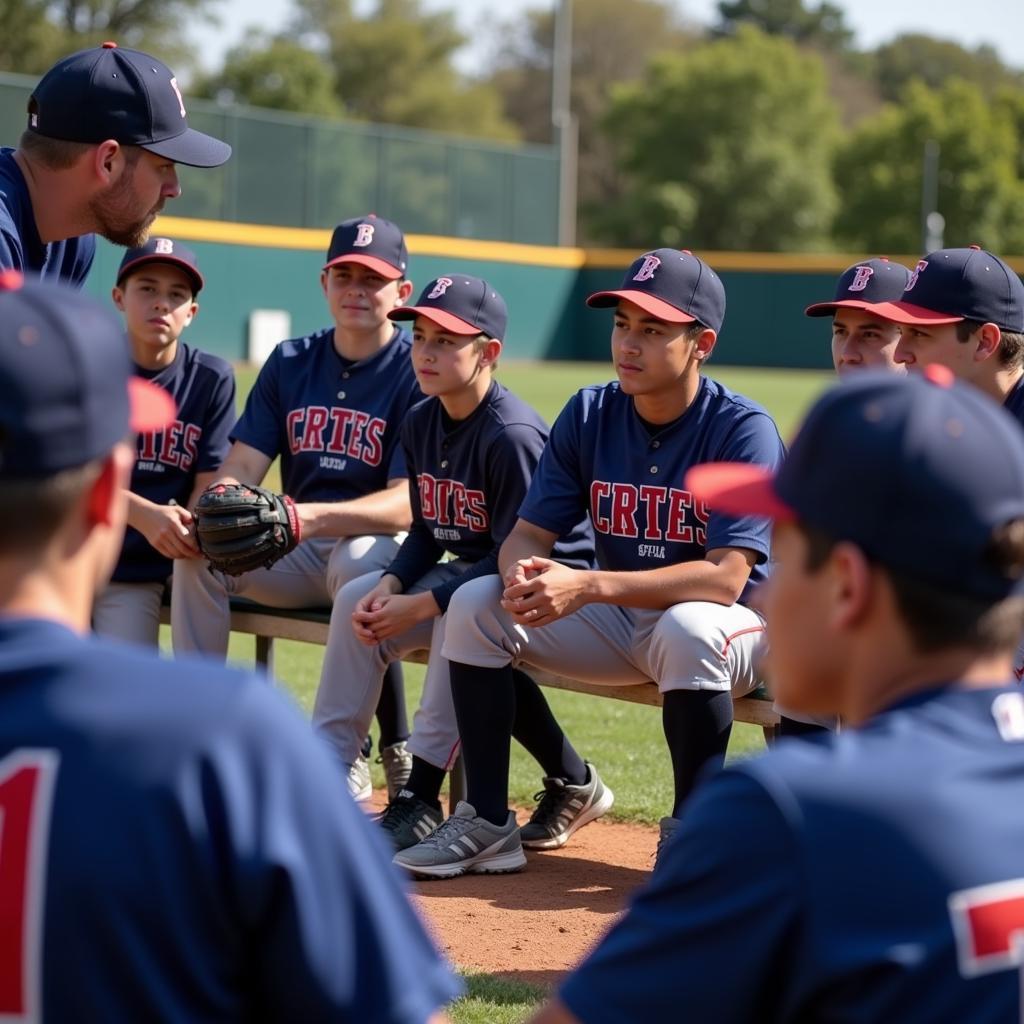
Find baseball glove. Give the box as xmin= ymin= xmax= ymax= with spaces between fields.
xmin=194 ymin=483 xmax=301 ymax=576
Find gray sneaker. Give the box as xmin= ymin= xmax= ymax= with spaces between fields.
xmin=378 ymin=790 xmax=444 ymax=852
xmin=346 ymin=756 xmax=372 ymax=803
xmin=377 ymin=741 xmax=413 ymax=802
xmin=519 ymin=761 xmax=614 ymax=850
xmin=393 ymin=801 xmax=527 ymax=879
xmin=655 ymin=815 xmax=681 ymax=869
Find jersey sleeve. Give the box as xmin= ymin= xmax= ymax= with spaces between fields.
xmin=558 ymin=767 xmax=801 ymax=1024
xmin=220 ymin=681 xmax=463 ymax=1022
xmin=0 ymin=226 xmax=24 ymax=271
xmin=516 ymin=395 xmax=587 ymax=537
xmin=430 ymin=421 xmax=547 ymax=613
xmin=231 ymin=349 xmax=284 ymax=459
xmin=195 ymin=364 xmax=237 ymax=473
xmin=704 ymin=411 xmax=785 ymax=563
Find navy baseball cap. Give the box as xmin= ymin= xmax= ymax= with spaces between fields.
xmin=389 ymin=275 xmax=508 ymax=338
xmin=323 ymin=215 xmax=408 ymax=280
xmin=685 ymin=367 xmax=1024 ymax=599
xmin=0 ymin=270 xmax=175 ymax=479
xmin=117 ymin=237 xmax=204 ymax=294
xmin=27 ymin=43 xmax=231 ymax=168
xmin=587 ymin=249 xmax=726 ymax=333
xmin=871 ymin=247 xmax=1024 ymax=330
xmin=804 ymin=257 xmax=911 ymax=317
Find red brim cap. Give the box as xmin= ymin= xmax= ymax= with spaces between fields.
xmin=804 ymin=299 xmax=900 ymax=318
xmin=388 ymin=306 xmax=481 ymax=335
xmin=684 ymin=463 xmax=795 ymax=521
xmin=323 ymin=254 xmax=404 ymax=280
xmin=128 ymin=377 xmax=177 ymax=433
xmin=586 ymin=289 xmax=696 ymax=324
xmin=867 ymin=300 xmax=963 ymax=325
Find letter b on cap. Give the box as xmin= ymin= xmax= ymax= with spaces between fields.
xmin=633 ymin=255 xmax=661 ymax=283
xmin=849 ymin=266 xmax=874 ymax=292
xmin=428 ymin=277 xmax=453 ymax=299
xmin=354 ymin=223 xmax=375 ymax=247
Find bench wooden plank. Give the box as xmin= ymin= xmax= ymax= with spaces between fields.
xmin=160 ymin=599 xmax=779 ymax=729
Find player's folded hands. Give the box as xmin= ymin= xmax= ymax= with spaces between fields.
xmin=139 ymin=502 xmax=200 ymax=560
xmin=501 ymin=557 xmax=587 ymax=628
xmin=353 ymin=590 xmax=439 ymax=644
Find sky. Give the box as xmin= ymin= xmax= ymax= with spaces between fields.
xmin=190 ymin=0 xmax=1024 ymax=75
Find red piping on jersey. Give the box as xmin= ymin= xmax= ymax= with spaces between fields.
xmin=720 ymin=625 xmax=765 ymax=660
xmin=444 ymin=738 xmax=462 ymax=772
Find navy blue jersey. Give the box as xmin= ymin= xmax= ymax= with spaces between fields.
xmin=385 ymin=382 xmax=594 ymax=612
xmin=519 ymin=377 xmax=784 ymax=599
xmin=560 ymin=684 xmax=1024 ymax=1024
xmin=233 ymin=326 xmax=421 ymax=502
xmin=0 ymin=149 xmax=95 ymax=286
xmin=112 ymin=342 xmax=236 ymax=584
xmin=1005 ymin=375 xmax=1024 ymax=425
xmin=0 ymin=616 xmax=461 ymax=1022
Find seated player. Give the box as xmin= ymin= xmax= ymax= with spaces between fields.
xmin=0 ymin=271 xmax=459 ymax=1021
xmin=92 ymin=238 xmax=235 ymax=646
xmin=530 ymin=368 xmax=1024 ymax=1024
xmin=394 ymin=248 xmax=785 ymax=879
xmin=804 ymin=256 xmax=910 ymax=374
xmin=313 ymin=275 xmax=602 ymax=857
xmin=171 ymin=215 xmax=419 ymax=800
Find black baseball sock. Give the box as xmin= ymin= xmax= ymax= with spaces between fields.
xmin=375 ymin=662 xmax=409 ymax=749
xmin=403 ymin=756 xmax=444 ymax=809
xmin=779 ymin=715 xmax=833 ymax=738
xmin=449 ymin=660 xmax=515 ymax=826
xmin=662 ymin=689 xmax=734 ymax=817
xmin=511 ymin=670 xmax=587 ymax=785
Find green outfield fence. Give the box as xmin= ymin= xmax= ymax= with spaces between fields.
xmin=0 ymin=72 xmax=560 ymax=245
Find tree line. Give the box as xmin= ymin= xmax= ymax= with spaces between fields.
xmin=4 ymin=0 xmax=1024 ymax=252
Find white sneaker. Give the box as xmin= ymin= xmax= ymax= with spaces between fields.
xmin=346 ymin=756 xmax=372 ymax=803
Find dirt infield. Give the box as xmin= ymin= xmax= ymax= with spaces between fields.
xmin=370 ymin=795 xmax=658 ymax=990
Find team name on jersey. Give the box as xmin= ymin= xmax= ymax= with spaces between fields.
xmin=137 ymin=420 xmax=202 ymax=471
xmin=286 ymin=406 xmax=385 ymax=466
xmin=590 ymin=482 xmax=709 ymax=548
xmin=418 ymin=473 xmax=488 ymax=532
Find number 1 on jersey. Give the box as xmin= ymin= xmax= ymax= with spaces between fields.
xmin=0 ymin=751 xmax=59 ymax=1021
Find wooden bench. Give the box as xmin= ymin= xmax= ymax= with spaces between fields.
xmin=161 ymin=598 xmax=779 ymax=731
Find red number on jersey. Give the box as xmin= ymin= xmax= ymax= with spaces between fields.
xmin=0 ymin=751 xmax=60 ymax=1021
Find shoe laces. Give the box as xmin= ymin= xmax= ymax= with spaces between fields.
xmin=419 ymin=812 xmax=474 ymax=849
xmin=530 ymin=777 xmax=569 ymax=824
xmin=380 ymin=796 xmax=422 ymax=833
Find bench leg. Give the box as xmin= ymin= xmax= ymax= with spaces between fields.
xmin=255 ymin=635 xmax=275 ymax=676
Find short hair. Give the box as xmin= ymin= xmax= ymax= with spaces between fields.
xmin=955 ymin=318 xmax=1024 ymax=370
xmin=798 ymin=521 xmax=1024 ymax=655
xmin=19 ymin=131 xmax=142 ymax=173
xmin=0 ymin=461 xmax=102 ymax=554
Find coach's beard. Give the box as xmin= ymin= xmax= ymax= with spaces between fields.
xmin=91 ymin=184 xmax=164 ymax=249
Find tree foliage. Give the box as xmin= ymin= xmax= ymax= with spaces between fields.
xmin=833 ymin=79 xmax=1024 ymax=254
xmin=715 ymin=0 xmax=853 ymax=50
xmin=285 ymin=0 xmax=517 ymax=139
xmin=595 ymin=26 xmax=839 ymax=251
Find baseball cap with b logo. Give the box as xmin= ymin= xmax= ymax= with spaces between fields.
xmin=323 ymin=215 xmax=408 ymax=279
xmin=804 ymin=257 xmax=911 ymax=317
xmin=586 ymin=248 xmax=726 ymax=333
xmin=686 ymin=368 xmax=1024 ymax=600
xmin=871 ymin=247 xmax=1024 ymax=330
xmin=389 ymin=275 xmax=508 ymax=339
xmin=28 ymin=43 xmax=231 ymax=168
xmin=0 ymin=271 xmax=175 ymax=478
xmin=117 ymin=237 xmax=204 ymax=294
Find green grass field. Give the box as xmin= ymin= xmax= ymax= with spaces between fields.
xmin=214 ymin=359 xmax=831 ymax=1022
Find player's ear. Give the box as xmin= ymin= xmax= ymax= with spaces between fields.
xmin=111 ymin=285 xmax=125 ymax=311
xmin=319 ymin=269 xmax=329 ymax=298
xmin=86 ymin=446 xmax=132 ymax=528
xmin=975 ymin=323 xmax=1002 ymax=363
xmin=828 ymin=541 xmax=874 ymax=631
xmin=185 ymin=300 xmax=199 ymax=325
xmin=694 ymin=327 xmax=717 ymax=362
xmin=478 ymin=337 xmax=502 ymax=368
xmin=396 ymin=279 xmax=414 ymax=304
xmin=92 ymin=139 xmax=121 ymax=184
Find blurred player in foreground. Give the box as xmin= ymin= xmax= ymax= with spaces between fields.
xmin=532 ymin=367 xmax=1024 ymax=1023
xmin=0 ymin=270 xmax=458 ymax=1022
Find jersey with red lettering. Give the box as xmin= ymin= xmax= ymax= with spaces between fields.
xmin=232 ymin=326 xmax=420 ymax=501
xmin=112 ymin=342 xmax=235 ymax=583
xmin=559 ymin=684 xmax=1024 ymax=1023
xmin=519 ymin=377 xmax=784 ymax=600
xmin=384 ymin=381 xmax=594 ymax=612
